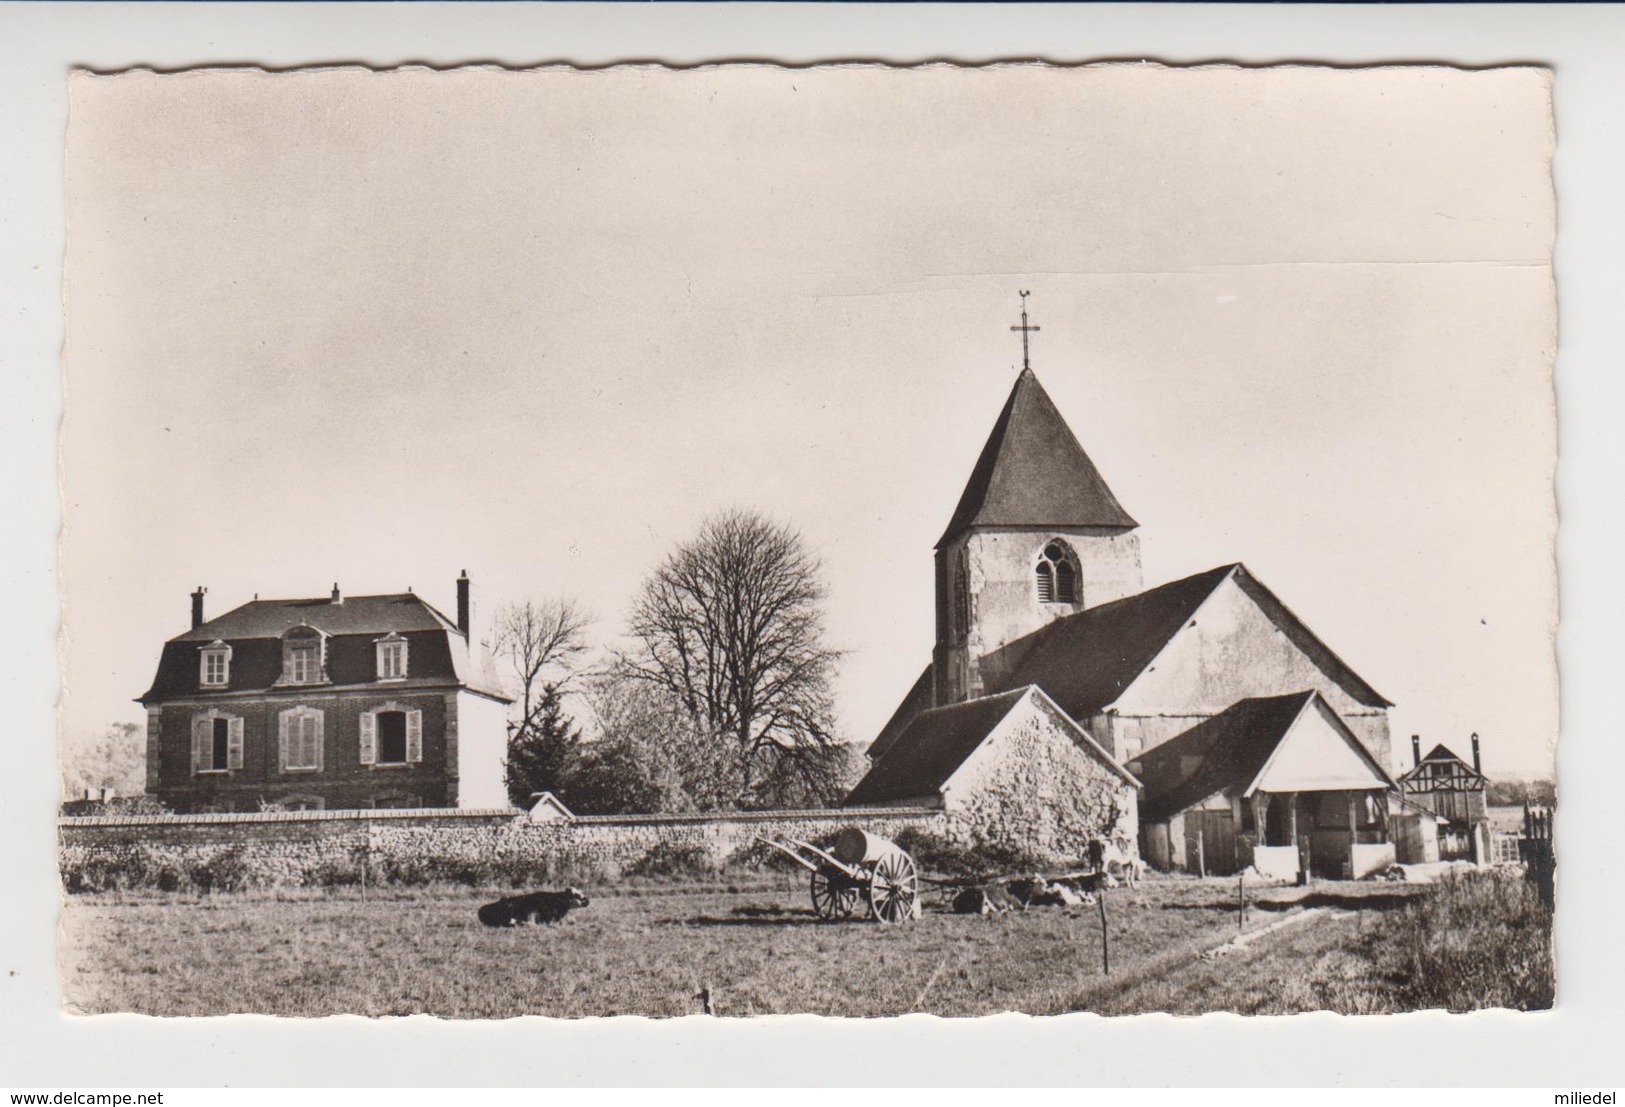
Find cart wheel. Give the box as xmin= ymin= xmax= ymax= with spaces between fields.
xmin=867 ymin=851 xmax=919 ymax=924
xmin=811 ymin=869 xmax=858 ymax=920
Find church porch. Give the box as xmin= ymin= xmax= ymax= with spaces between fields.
xmin=1146 ymin=786 xmax=1393 ymax=880
xmin=1245 ymin=787 xmax=1395 ymax=881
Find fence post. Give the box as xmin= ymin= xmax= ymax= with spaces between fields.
xmin=1196 ymin=829 xmax=1206 ymax=879
xmin=1237 ymin=871 xmax=1246 ymax=931
xmin=1098 ymin=888 xmax=1110 ymax=976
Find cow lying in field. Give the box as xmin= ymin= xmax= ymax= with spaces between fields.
xmin=478 ymin=887 xmax=591 ymax=927
xmin=952 ymin=884 xmax=1022 ymax=915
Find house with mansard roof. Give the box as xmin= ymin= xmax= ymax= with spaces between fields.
xmin=137 ymin=572 xmax=511 ymax=813
xmin=846 ymin=311 xmax=1402 ymax=878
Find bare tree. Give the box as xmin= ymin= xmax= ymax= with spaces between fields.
xmin=491 ymin=597 xmax=592 ymax=750
xmin=613 ymin=508 xmax=846 ymax=809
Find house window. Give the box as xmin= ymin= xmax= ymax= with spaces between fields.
xmin=191 ymin=712 xmax=242 ymax=774
xmin=376 ymin=633 xmax=408 ymax=680
xmin=1036 ymin=541 xmax=1080 ymax=605
xmin=281 ymin=627 xmax=325 ymax=685
xmin=199 ymin=641 xmax=232 ymax=687
xmin=360 ymin=703 xmax=423 ymax=766
xmin=210 ymin=717 xmax=229 ymax=769
xmin=377 ymin=711 xmax=407 ymax=763
xmin=279 ymin=707 xmax=324 ymax=772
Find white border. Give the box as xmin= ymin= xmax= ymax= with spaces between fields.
xmin=4 ymin=2 xmax=1621 ymax=1087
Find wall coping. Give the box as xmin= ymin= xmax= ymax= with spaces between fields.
xmin=59 ymin=807 xmax=522 ymax=828
xmin=568 ymin=806 xmax=940 ymax=827
xmin=59 ymin=804 xmax=940 ymax=830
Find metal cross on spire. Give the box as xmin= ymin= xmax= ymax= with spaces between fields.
xmin=1010 ymin=290 xmax=1040 ymax=371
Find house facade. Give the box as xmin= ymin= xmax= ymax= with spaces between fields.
xmin=1396 ymin=735 xmax=1490 ymax=861
xmin=137 ymin=573 xmax=512 ymax=812
xmin=852 ymin=339 xmax=1401 ymax=880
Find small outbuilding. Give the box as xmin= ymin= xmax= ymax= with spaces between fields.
xmin=1135 ymin=690 xmax=1398 ymax=880
xmin=845 ymin=684 xmax=1140 ymax=864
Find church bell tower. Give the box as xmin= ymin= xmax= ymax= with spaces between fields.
xmin=932 ymin=295 xmax=1143 ymax=707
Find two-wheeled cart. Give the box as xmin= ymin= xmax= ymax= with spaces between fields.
xmin=758 ymin=827 xmax=920 ymax=924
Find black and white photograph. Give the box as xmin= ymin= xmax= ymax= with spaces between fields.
xmin=55 ymin=60 xmax=1558 ymax=1022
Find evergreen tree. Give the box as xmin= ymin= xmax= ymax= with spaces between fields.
xmin=504 ymin=683 xmax=583 ymax=807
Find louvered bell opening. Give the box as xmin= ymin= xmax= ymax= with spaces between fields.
xmin=1035 ymin=561 xmax=1055 ymax=603
xmin=1055 ymin=559 xmax=1079 ymax=604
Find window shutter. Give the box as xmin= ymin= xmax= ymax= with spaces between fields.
xmin=313 ymin=711 xmax=325 ymax=771
xmin=227 ymin=716 xmax=244 ymax=770
xmin=406 ymin=709 xmax=423 ymax=763
xmin=359 ymin=710 xmax=376 ymax=766
xmin=192 ymin=716 xmax=208 ymax=773
xmin=278 ymin=711 xmax=289 ymax=773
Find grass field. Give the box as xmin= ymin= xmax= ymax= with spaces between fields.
xmin=64 ymin=871 xmax=1551 ymax=1019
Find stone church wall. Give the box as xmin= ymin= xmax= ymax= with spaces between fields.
xmin=936 ymin=527 xmax=1141 ymax=704
xmin=1112 ymin=576 xmax=1393 ymax=769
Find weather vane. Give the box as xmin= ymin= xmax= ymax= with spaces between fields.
xmin=1010 ymin=290 xmax=1039 ymax=371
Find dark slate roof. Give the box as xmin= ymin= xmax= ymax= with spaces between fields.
xmin=844 ymin=688 xmax=1030 ymax=806
xmin=937 ymin=368 xmax=1136 ymax=548
xmin=1136 ymin=692 xmax=1320 ymax=822
xmin=139 ymin=592 xmax=508 ymax=703
xmin=992 ymin=565 xmax=1238 ymax=718
xmin=865 ymin=663 xmax=935 ymax=763
xmin=174 ymin=593 xmax=459 ymax=642
xmin=992 ymin=562 xmax=1391 ymax=717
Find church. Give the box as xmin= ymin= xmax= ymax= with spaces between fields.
xmin=846 ymin=301 xmax=1401 ymax=881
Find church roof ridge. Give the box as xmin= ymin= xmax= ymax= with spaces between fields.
xmin=991 ymin=561 xmax=1389 ymax=717
xmin=936 ymin=367 xmax=1137 ymax=548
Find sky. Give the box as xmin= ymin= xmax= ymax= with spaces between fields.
xmin=61 ymin=63 xmax=1557 ymax=778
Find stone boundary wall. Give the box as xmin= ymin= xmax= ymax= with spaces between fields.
xmin=59 ymin=805 xmax=945 ymax=888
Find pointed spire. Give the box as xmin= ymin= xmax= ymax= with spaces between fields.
xmin=937 ymin=368 xmax=1136 ymax=547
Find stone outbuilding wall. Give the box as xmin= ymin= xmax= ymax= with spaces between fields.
xmin=940 ymin=690 xmax=1139 ymax=862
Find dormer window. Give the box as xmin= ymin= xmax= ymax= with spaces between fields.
xmin=1036 ymin=541 xmax=1081 ymax=605
xmin=280 ymin=626 xmax=327 ymax=685
xmin=199 ymin=641 xmax=232 ymax=687
xmin=375 ymin=632 xmax=408 ymax=681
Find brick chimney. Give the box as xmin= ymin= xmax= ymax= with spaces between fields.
xmin=330 ymin=583 xmax=343 ymax=605
xmin=1471 ymin=732 xmax=1482 ymax=775
xmin=456 ymin=570 xmax=471 ymax=636
xmin=191 ymin=586 xmax=207 ymax=629
xmin=1411 ymin=734 xmax=1421 ymax=768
